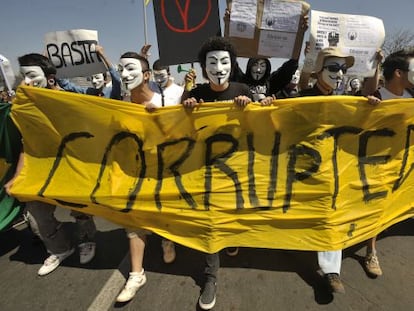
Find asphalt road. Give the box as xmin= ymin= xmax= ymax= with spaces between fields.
xmin=1 ymin=208 xmax=413 ymax=311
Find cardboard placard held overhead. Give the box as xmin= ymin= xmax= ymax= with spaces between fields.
xmin=153 ymin=0 xmax=221 ymax=66
xmin=302 ymin=10 xmax=385 ymax=77
xmin=44 ymin=29 xmax=106 ymax=78
xmin=224 ymin=0 xmax=310 ymax=59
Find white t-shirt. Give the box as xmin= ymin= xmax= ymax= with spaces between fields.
xmin=378 ymin=87 xmax=412 ymax=100
xmin=149 ymin=79 xmax=184 ymax=106
xmin=150 ymin=92 xmax=163 ymax=107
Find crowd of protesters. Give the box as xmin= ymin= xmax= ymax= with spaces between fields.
xmin=2 ymin=7 xmax=414 ymax=311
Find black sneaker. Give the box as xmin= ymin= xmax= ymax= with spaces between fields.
xmin=198 ymin=280 xmax=216 ymax=310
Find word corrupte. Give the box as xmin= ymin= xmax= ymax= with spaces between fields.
xmin=35 ymin=124 xmax=414 ymax=213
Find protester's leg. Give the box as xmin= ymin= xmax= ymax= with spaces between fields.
xmin=366 ymin=236 xmax=376 ymax=254
xmin=364 ymin=236 xmax=382 ymax=276
xmin=318 ymin=250 xmax=345 ymax=293
xmin=199 ymin=252 xmax=219 ymax=310
xmin=161 ymin=238 xmax=176 ymax=263
xmin=130 ymin=232 xmax=146 ymax=272
xmin=71 ymin=210 xmax=97 ymax=264
xmin=26 ymin=201 xmax=72 ymax=254
xmin=71 ymin=211 xmax=96 ymax=242
xmin=26 ymin=201 xmax=74 ymax=276
xmin=318 ymin=250 xmax=342 ymax=274
xmin=116 ymin=229 xmax=148 ymax=303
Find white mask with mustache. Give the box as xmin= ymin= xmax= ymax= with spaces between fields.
xmin=20 ymin=66 xmax=47 ymax=88
xmin=321 ymin=57 xmax=347 ymax=90
xmin=153 ymin=69 xmax=169 ymax=89
xmin=250 ymin=59 xmax=267 ymax=81
xmin=205 ymin=50 xmax=231 ymax=86
xmin=118 ymin=58 xmax=144 ymax=91
xmin=91 ymin=73 xmax=105 ymax=90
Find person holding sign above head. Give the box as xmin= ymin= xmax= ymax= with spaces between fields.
xmin=181 ymin=36 xmax=253 ymax=310
xmin=5 ymin=53 xmax=76 ymax=276
xmin=364 ymin=48 xmax=414 ymax=278
xmin=224 ymin=7 xmax=308 ymax=101
xmin=57 ymin=45 xmax=121 ymax=100
xmin=298 ymin=47 xmax=355 ymax=294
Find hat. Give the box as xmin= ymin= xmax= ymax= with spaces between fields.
xmin=312 ymin=47 xmax=355 ymax=75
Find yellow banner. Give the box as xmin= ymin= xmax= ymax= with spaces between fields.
xmin=9 ymin=86 xmax=414 ymax=253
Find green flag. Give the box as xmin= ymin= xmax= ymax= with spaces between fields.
xmin=0 ymin=102 xmax=23 ymax=231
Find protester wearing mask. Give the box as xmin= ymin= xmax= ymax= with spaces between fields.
xmin=116 ymin=51 xmax=183 ymax=303
xmin=5 ymin=54 xmax=76 ymax=276
xmin=348 ymin=77 xmax=362 ymax=95
xmin=181 ymin=36 xmax=254 ymax=310
xmin=149 ymin=59 xmax=183 ymax=106
xmin=149 ymin=59 xmax=184 ymax=264
xmin=300 ymin=47 xmax=354 ymax=97
xmin=242 ymin=58 xmax=272 ymax=102
xmin=57 ymin=45 xmax=121 ymax=99
xmin=298 ymin=47 xmax=355 ymax=294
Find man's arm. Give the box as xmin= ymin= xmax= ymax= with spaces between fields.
xmin=108 ymin=67 xmax=122 ymax=100
xmin=361 ymin=50 xmax=384 ymax=96
xmin=57 ymin=78 xmax=88 ymax=94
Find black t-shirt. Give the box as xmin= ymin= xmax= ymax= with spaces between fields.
xmin=298 ymin=85 xmax=328 ymax=97
xmin=189 ymin=82 xmax=252 ymax=102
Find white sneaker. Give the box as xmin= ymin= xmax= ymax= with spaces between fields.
xmin=116 ymin=270 xmax=147 ymax=303
xmin=38 ymin=248 xmax=75 ymax=276
xmin=79 ymin=242 xmax=96 ymax=264
xmin=161 ymin=240 xmax=176 ymax=263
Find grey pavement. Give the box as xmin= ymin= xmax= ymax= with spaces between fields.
xmin=0 ymin=207 xmax=413 ymax=311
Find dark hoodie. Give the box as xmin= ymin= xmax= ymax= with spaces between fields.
xmin=243 ymin=58 xmax=272 ymax=101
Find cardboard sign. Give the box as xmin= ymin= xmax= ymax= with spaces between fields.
xmin=224 ymin=0 xmax=310 ymax=59
xmin=153 ymin=0 xmax=221 ymax=65
xmin=44 ymin=29 xmax=106 ymax=78
xmin=302 ymin=10 xmax=385 ymax=77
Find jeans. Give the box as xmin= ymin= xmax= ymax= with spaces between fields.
xmin=204 ymin=252 xmax=219 ymax=283
xmin=70 ymin=210 xmax=96 ymax=243
xmin=26 ymin=201 xmax=72 ymax=254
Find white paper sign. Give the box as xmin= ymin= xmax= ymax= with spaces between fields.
xmin=258 ymin=30 xmax=297 ymax=58
xmin=229 ymin=0 xmax=257 ymax=39
xmin=44 ymin=29 xmax=106 ymax=78
xmin=303 ymin=10 xmax=385 ymax=77
xmin=0 ymin=54 xmax=16 ymax=92
xmin=261 ymin=0 xmax=301 ymax=32
xmin=257 ymin=0 xmax=303 ymax=58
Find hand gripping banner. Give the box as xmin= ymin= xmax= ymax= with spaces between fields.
xmin=8 ymin=86 xmax=414 ymax=252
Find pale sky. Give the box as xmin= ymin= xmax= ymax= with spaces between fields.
xmin=0 ymin=0 xmax=413 ymax=83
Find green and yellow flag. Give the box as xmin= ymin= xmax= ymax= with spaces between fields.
xmin=0 ymin=102 xmax=22 ymax=231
